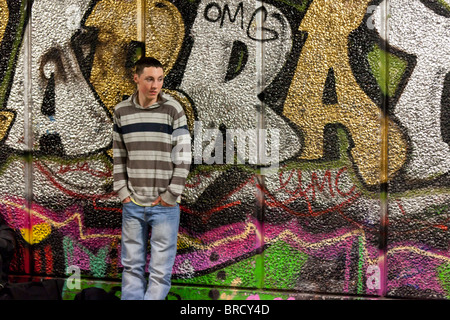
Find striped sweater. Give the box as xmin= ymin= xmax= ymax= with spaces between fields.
xmin=113 ymin=91 xmax=191 ymax=206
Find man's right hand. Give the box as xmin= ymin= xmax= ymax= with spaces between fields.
xmin=122 ymin=197 xmax=131 ymax=204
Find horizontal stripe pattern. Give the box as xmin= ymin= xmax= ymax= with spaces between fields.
xmin=113 ymin=91 xmax=191 ymax=205
xmin=120 ymin=122 xmax=173 ymax=135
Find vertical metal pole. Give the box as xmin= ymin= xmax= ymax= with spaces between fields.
xmin=378 ymin=0 xmax=390 ymax=298
xmin=23 ymin=0 xmax=33 ymax=275
xmin=255 ymin=2 xmax=265 ymax=290
xmin=137 ymin=0 xmax=146 ymax=44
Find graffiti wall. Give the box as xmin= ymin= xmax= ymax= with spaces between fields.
xmin=0 ymin=0 xmax=449 ymax=300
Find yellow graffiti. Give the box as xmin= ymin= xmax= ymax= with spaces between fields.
xmin=0 ymin=1 xmax=13 ymax=143
xmin=220 ymin=278 xmax=242 ymax=300
xmin=21 ymin=223 xmax=51 ymax=244
xmin=179 ymin=221 xmax=450 ymax=268
xmin=163 ymin=89 xmax=195 ymax=132
xmin=388 ymin=246 xmax=450 ymax=263
xmin=267 ymin=226 xmax=380 ymax=265
xmin=177 ymin=221 xmax=377 ymax=264
xmin=177 ymin=223 xmax=258 ymax=251
xmin=85 ymin=0 xmax=138 ymax=114
xmin=0 ymin=0 xmax=7 ymax=44
xmin=271 ymin=227 xmax=364 ymax=249
xmin=2 ymin=199 xmax=120 ymax=241
xmin=85 ymin=0 xmax=185 ymax=113
xmin=0 ymin=111 xmax=14 ymax=142
xmin=283 ymin=0 xmax=407 ymax=185
xmin=142 ymin=0 xmax=185 ymax=74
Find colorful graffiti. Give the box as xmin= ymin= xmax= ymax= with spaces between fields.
xmin=0 ymin=0 xmax=449 ymax=300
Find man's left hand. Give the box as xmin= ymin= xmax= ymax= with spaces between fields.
xmin=152 ymin=196 xmax=175 ymax=207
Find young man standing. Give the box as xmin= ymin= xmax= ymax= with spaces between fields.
xmin=113 ymin=57 xmax=191 ymax=300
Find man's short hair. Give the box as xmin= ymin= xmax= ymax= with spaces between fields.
xmin=134 ymin=57 xmax=164 ymax=75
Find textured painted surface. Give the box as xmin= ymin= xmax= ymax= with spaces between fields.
xmin=0 ymin=0 xmax=449 ymax=300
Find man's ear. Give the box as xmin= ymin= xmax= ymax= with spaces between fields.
xmin=133 ymin=74 xmax=139 ymax=84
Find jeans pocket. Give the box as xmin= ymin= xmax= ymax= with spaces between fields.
xmin=153 ymin=203 xmax=179 ymax=216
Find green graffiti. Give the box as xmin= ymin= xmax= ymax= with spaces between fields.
xmin=174 ymin=241 xmax=308 ymax=291
xmin=437 ymin=0 xmax=450 ymax=11
xmin=276 ymin=0 xmax=309 ymax=13
xmin=437 ymin=262 xmax=450 ymax=299
xmin=264 ymin=241 xmax=308 ymax=290
xmin=368 ymin=44 xmax=407 ymax=97
xmin=0 ymin=1 xmax=27 ymax=108
xmin=63 ymin=237 xmax=110 ymax=278
xmin=174 ymin=255 xmax=258 ymax=288
xmin=357 ymin=235 xmax=365 ymax=294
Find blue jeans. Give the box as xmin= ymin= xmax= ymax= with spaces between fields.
xmin=120 ymin=201 xmax=180 ymax=300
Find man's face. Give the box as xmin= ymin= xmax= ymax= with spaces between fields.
xmin=134 ymin=66 xmax=164 ymax=106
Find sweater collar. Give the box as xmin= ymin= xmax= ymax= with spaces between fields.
xmin=131 ymin=91 xmax=168 ymax=109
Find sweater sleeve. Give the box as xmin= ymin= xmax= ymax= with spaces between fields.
xmin=113 ymin=111 xmax=131 ymax=202
xmin=160 ymin=108 xmax=192 ymax=205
